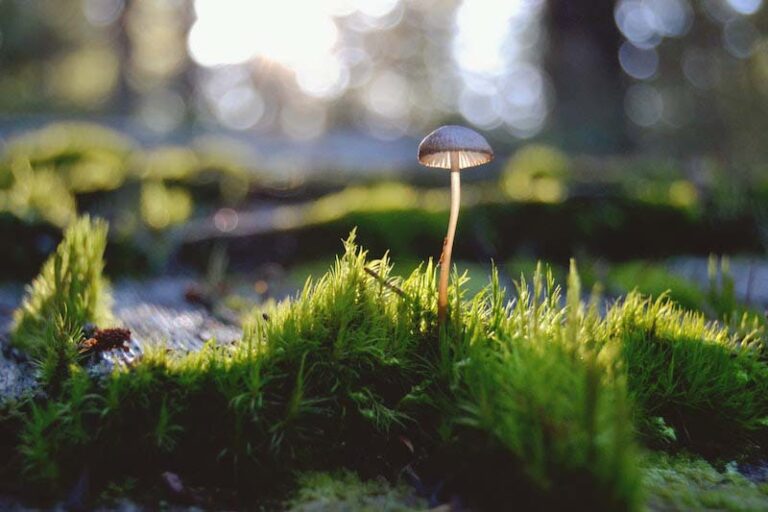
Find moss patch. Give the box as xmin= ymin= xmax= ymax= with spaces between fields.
xmin=287 ymin=471 xmax=425 ymax=511
xmin=11 ymin=216 xmax=112 ymax=386
xmin=644 ymin=454 xmax=768 ymax=511
xmin=4 ymin=225 xmax=768 ymax=510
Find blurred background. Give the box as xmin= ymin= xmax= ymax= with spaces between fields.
xmin=2 ymin=0 xmax=768 ymax=313
xmin=4 ymin=0 xmax=768 ymax=154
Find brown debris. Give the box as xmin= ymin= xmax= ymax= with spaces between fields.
xmin=78 ymin=327 xmax=131 ymax=354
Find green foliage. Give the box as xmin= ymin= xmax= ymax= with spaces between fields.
xmin=287 ymin=471 xmax=425 ymax=511
xmin=10 ymin=234 xmax=641 ymax=510
xmin=644 ymin=454 xmax=768 ymax=511
xmin=135 ymin=144 xmax=251 ymax=204
xmin=18 ymin=369 xmax=95 ymax=485
xmin=501 ymin=144 xmax=569 ymax=203
xmin=0 ymin=123 xmax=258 ymax=241
xmin=11 ymin=215 xmax=112 ymax=364
xmin=616 ymin=160 xmax=700 ymax=210
xmin=8 ymin=231 xmax=768 ymax=509
xmin=289 ymin=196 xmax=761 ymax=271
xmin=603 ymin=257 xmax=768 ymax=362
xmin=432 ymin=262 xmax=638 ymax=510
xmin=1 ymin=122 xmax=766 ymax=281
xmin=607 ymin=293 xmax=768 ymax=449
xmin=0 ymin=159 xmax=77 ymax=227
xmin=139 ymin=181 xmax=193 ymax=231
xmin=2 ymin=122 xmax=134 ymax=194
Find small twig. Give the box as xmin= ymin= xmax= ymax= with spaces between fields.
xmin=364 ymin=267 xmax=407 ymax=298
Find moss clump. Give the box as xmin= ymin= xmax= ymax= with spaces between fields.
xmin=1 ymin=122 xmax=134 ymax=195
xmin=609 ymin=294 xmax=768 ymax=451
xmin=11 ymin=215 xmax=112 ymax=382
xmin=287 ymin=471 xmax=425 ymax=511
xmin=644 ymin=454 xmax=768 ymax=511
xmin=139 ymin=181 xmax=193 ymax=230
xmin=7 ymin=234 xmax=640 ymax=510
xmin=18 ymin=369 xmax=95 ymax=483
xmin=428 ymin=263 xmax=639 ymax=510
xmin=7 ymin=228 xmax=768 ymax=509
xmin=501 ymin=144 xmax=570 ymax=203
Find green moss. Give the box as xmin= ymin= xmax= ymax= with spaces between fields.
xmin=608 ymin=294 xmax=768 ymax=450
xmin=287 ymin=471 xmax=425 ymax=511
xmin=11 ymin=216 xmax=112 ymax=377
xmin=644 ymin=454 xmax=768 ymax=511
xmin=501 ymin=144 xmax=570 ymax=203
xmin=430 ymin=262 xmax=639 ymax=510
xmin=139 ymin=181 xmax=193 ymax=230
xmin=0 ymin=161 xmax=77 ymax=227
xmin=18 ymin=368 xmax=95 ymax=484
xmin=0 ymin=123 xmax=259 ymax=245
xmin=2 ymin=122 xmax=134 ymax=194
xmin=135 ymin=145 xmax=251 ymax=205
xmin=8 ymin=228 xmax=768 ymax=509
xmin=286 ymin=195 xmax=761 ymax=269
xmin=285 ymin=257 xmax=492 ymax=299
xmin=9 ymin=234 xmax=641 ymax=509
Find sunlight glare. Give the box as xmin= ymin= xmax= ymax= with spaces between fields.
xmin=189 ymin=0 xmax=339 ymax=72
xmin=453 ymin=0 xmax=549 ymax=137
xmin=453 ymin=0 xmax=533 ymax=75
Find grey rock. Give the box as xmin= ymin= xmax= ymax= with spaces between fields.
xmin=0 ymin=277 xmax=242 ymax=399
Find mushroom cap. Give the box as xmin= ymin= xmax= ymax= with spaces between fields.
xmin=418 ymin=125 xmax=493 ymax=170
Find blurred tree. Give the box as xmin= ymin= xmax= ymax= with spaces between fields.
xmin=608 ymin=0 xmax=768 ymax=171
xmin=545 ymin=0 xmax=631 ymax=153
xmin=0 ymin=0 xmax=67 ymax=112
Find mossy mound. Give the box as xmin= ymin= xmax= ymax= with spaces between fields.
xmin=3 ymin=219 xmax=768 ymax=510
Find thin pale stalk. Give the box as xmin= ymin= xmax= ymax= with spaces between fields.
xmin=438 ymin=151 xmax=461 ymax=326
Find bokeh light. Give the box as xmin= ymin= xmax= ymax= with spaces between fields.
xmin=682 ymin=48 xmax=721 ymax=90
xmin=2 ymin=0 xmax=768 ymax=148
xmin=625 ymin=83 xmax=664 ymax=127
xmin=453 ymin=0 xmax=550 ymax=137
xmin=723 ymin=19 xmax=759 ymax=58
xmin=83 ymin=0 xmax=125 ymax=26
xmin=619 ymin=42 xmax=659 ymax=80
xmin=726 ymin=0 xmax=764 ymax=15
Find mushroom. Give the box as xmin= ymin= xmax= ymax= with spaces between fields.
xmin=418 ymin=125 xmax=493 ymax=326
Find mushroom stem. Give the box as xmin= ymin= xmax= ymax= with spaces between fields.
xmin=438 ymin=151 xmax=461 ymax=326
